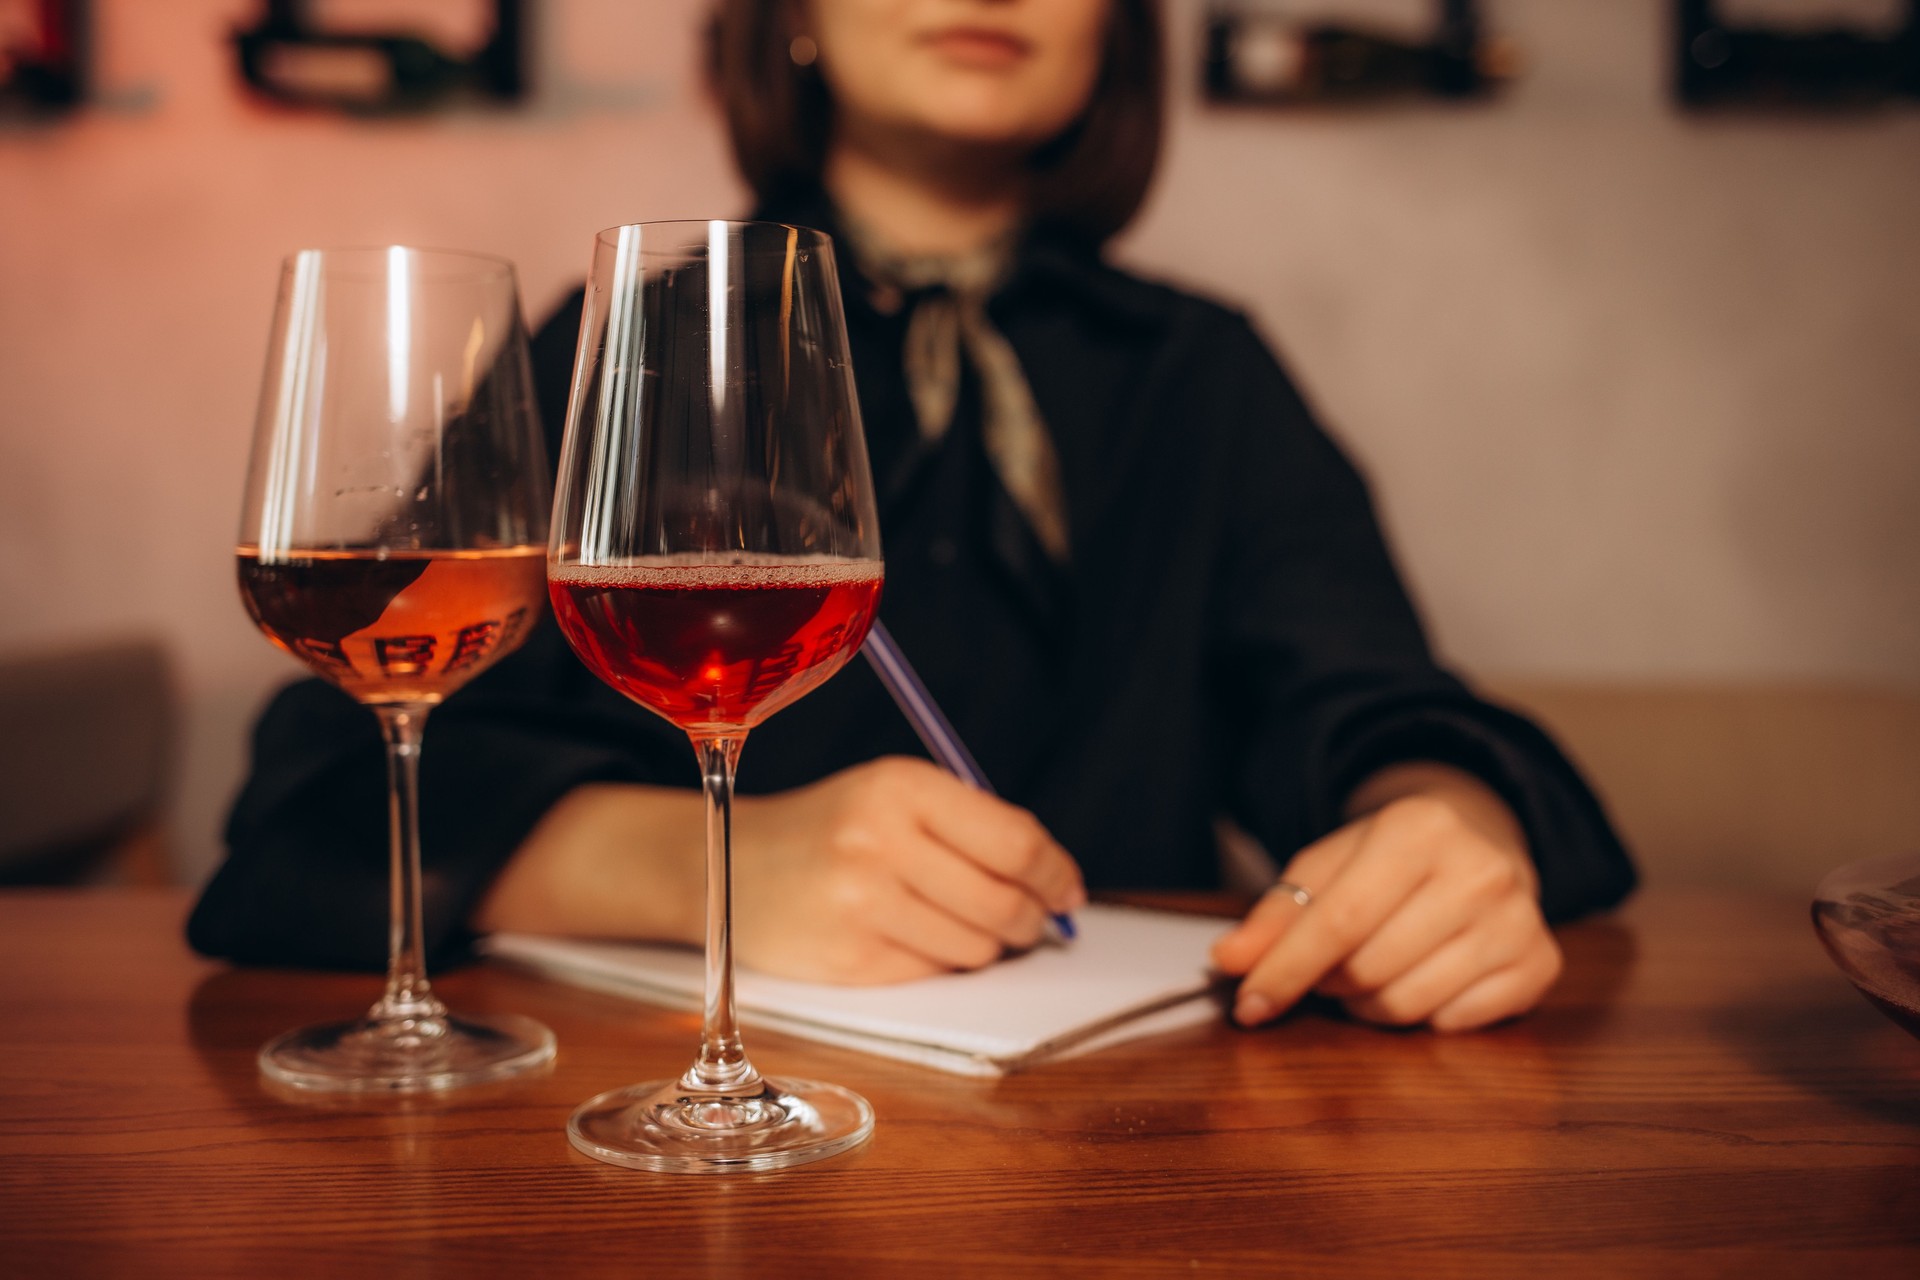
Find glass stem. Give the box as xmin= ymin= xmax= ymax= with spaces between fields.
xmin=369 ymin=704 xmax=446 ymax=1025
xmin=682 ymin=734 xmax=761 ymax=1096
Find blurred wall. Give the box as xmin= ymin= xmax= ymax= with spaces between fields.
xmin=2 ymin=0 xmax=1916 ymax=882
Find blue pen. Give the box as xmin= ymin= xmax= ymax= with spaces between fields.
xmin=861 ymin=619 xmax=1078 ymax=941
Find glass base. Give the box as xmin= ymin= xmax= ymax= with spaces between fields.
xmin=259 ymin=1012 xmax=556 ymax=1094
xmin=568 ymin=1077 xmax=874 ymax=1173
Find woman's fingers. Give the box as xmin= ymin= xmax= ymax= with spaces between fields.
xmin=775 ymin=844 xmax=1009 ymax=982
xmin=1313 ymin=842 xmax=1527 ymax=999
xmin=1209 ymin=824 xmax=1363 ymax=974
xmin=904 ymin=762 xmax=1085 ymax=915
xmin=1228 ymin=813 xmax=1434 ymax=1025
xmin=732 ymin=758 xmax=1082 ymax=984
xmin=1428 ymin=936 xmax=1564 ymax=1032
xmin=1225 ymin=787 xmax=1561 ymax=1029
xmin=808 ymin=934 xmax=958 ymax=986
xmin=1341 ymin=895 xmax=1552 ymax=1027
xmin=894 ymin=837 xmax=1053 ymax=951
xmin=871 ymin=879 xmax=1012 ymax=974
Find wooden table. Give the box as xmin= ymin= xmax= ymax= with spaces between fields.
xmin=1 ymin=888 xmax=1916 ymax=1277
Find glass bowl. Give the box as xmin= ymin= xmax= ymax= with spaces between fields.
xmin=1812 ymin=850 xmax=1920 ymax=1040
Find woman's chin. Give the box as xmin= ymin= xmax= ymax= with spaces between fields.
xmin=904 ymin=110 xmax=1070 ymax=158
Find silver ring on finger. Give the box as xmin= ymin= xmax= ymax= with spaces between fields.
xmin=1272 ymin=880 xmax=1313 ymax=909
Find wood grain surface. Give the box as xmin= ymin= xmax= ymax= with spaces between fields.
xmin=0 ymin=888 xmax=1916 ymax=1278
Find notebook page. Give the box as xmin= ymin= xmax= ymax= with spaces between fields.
xmin=484 ymin=903 xmax=1232 ymax=1069
xmin=744 ymin=991 xmax=1224 ymax=1077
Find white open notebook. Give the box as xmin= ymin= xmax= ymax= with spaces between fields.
xmin=482 ymin=904 xmax=1233 ymax=1078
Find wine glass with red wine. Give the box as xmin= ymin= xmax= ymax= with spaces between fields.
xmin=236 ymin=246 xmax=557 ymax=1092
xmin=548 ymin=221 xmax=884 ymax=1172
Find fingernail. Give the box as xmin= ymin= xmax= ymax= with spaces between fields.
xmin=1234 ymin=993 xmax=1277 ymax=1027
xmin=1216 ymin=928 xmax=1253 ymax=959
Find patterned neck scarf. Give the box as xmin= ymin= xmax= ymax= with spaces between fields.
xmin=840 ymin=219 xmax=1071 ymax=564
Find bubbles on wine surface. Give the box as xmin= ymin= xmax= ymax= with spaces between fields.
xmin=548 ymin=556 xmax=884 ymax=591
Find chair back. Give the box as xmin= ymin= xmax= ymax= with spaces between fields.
xmin=0 ymin=638 xmax=175 ymax=884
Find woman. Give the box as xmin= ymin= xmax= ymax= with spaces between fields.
xmin=193 ymin=0 xmax=1633 ymax=1032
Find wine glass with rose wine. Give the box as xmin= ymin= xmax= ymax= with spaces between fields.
xmin=548 ymin=221 xmax=884 ymax=1172
xmin=236 ymin=246 xmax=557 ymax=1092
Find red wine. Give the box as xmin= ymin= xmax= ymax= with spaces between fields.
xmin=238 ymin=546 xmax=545 ymax=705
xmin=549 ymin=558 xmax=884 ymax=734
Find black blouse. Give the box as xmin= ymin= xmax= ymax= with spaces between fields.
xmin=190 ymin=202 xmax=1634 ymax=970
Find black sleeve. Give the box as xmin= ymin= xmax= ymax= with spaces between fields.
xmin=1205 ymin=314 xmax=1635 ymax=922
xmin=188 ymin=288 xmax=696 ymax=970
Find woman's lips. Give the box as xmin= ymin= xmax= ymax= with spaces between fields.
xmin=920 ymin=27 xmax=1033 ymax=70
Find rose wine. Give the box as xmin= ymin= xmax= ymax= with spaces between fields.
xmin=548 ymin=558 xmax=884 ymax=734
xmin=238 ymin=545 xmax=545 ymax=705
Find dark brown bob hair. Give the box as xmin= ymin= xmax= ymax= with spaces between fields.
xmin=706 ymin=1 xmax=1164 ymax=245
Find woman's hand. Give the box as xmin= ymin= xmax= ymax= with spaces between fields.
xmin=731 ymin=758 xmax=1086 ymax=984
xmin=476 ymin=758 xmax=1086 ymax=987
xmin=1210 ymin=763 xmax=1561 ymax=1032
